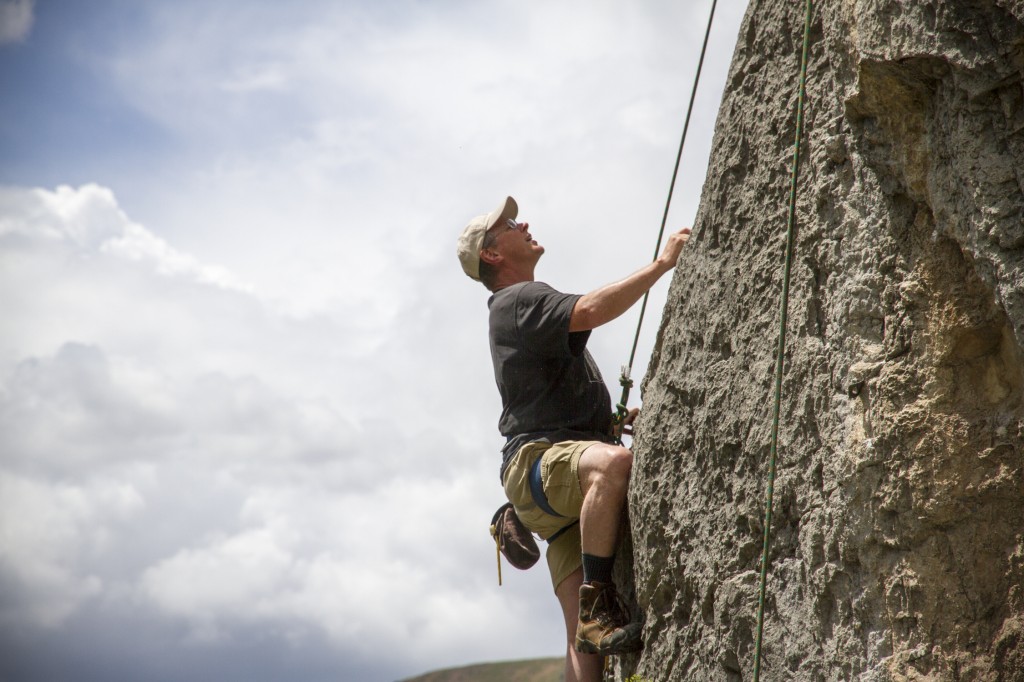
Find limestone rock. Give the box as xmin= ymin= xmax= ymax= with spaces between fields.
xmin=622 ymin=1 xmax=1024 ymax=679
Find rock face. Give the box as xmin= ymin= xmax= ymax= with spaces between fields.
xmin=622 ymin=1 xmax=1024 ymax=680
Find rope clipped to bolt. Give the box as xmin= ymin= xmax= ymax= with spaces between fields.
xmin=612 ymin=0 xmax=718 ymax=444
xmin=752 ymin=1 xmax=814 ymax=679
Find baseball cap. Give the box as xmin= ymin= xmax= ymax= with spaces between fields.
xmin=456 ymin=196 xmax=518 ymax=281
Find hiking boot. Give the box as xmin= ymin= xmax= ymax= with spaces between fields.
xmin=574 ymin=581 xmax=643 ymax=655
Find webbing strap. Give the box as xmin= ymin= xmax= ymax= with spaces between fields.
xmin=529 ymin=454 xmax=564 ymax=518
xmin=528 ymin=456 xmax=580 ymax=545
xmin=546 ymin=519 xmax=579 ymax=545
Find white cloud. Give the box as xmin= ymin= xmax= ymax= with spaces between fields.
xmin=136 ymin=470 xmax=545 ymax=666
xmin=0 ymin=183 xmax=543 ymax=677
xmin=0 ymin=184 xmax=249 ymax=291
xmin=218 ymin=63 xmax=288 ymax=94
xmin=0 ymin=473 xmax=135 ymax=629
xmin=90 ymin=1 xmax=740 ymax=323
xmin=0 ymin=0 xmax=33 ymax=45
xmin=102 ymin=222 xmax=250 ymax=291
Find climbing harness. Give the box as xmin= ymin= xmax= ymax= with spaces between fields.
xmin=613 ymin=0 xmax=718 ymax=444
xmin=753 ymin=1 xmax=815 ymax=680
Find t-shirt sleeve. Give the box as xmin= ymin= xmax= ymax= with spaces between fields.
xmin=515 ymin=282 xmax=588 ymax=358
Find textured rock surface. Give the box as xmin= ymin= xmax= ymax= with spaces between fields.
xmin=620 ymin=1 xmax=1024 ymax=680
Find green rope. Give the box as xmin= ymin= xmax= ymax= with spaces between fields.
xmin=752 ymin=0 xmax=814 ymax=679
xmin=613 ymin=0 xmax=718 ymax=443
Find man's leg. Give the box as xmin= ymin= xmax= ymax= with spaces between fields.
xmin=577 ymin=443 xmax=633 ymax=557
xmin=555 ymin=567 xmax=603 ymax=682
xmin=572 ymin=442 xmax=642 ymax=655
xmin=507 ymin=440 xmax=639 ymax=657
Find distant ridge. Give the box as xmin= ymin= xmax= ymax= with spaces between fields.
xmin=398 ymin=656 xmax=563 ymax=682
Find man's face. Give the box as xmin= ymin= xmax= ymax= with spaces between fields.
xmin=485 ymin=218 xmax=544 ymax=265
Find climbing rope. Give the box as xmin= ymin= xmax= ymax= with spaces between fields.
xmin=613 ymin=0 xmax=718 ymax=443
xmin=752 ymin=1 xmax=814 ymax=680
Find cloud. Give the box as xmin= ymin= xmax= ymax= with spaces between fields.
xmin=86 ymin=0 xmax=741 ymax=333
xmin=136 ymin=473 xmax=516 ymax=649
xmin=0 ymin=183 xmax=550 ymax=679
xmin=0 ymin=474 xmax=106 ymax=629
xmin=0 ymin=184 xmax=250 ymax=291
xmin=0 ymin=0 xmax=33 ymax=45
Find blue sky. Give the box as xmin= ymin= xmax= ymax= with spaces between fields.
xmin=1 ymin=1 xmax=165 ymax=182
xmin=0 ymin=1 xmax=748 ymax=679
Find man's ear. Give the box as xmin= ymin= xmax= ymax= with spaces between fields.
xmin=479 ymin=248 xmax=502 ymax=266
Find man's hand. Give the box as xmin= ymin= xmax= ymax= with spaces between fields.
xmin=656 ymin=227 xmax=692 ymax=272
xmin=612 ymin=407 xmax=640 ymax=440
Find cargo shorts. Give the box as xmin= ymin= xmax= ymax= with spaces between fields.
xmin=502 ymin=439 xmax=602 ymax=591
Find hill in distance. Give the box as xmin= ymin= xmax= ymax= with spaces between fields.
xmin=398 ymin=656 xmax=563 ymax=682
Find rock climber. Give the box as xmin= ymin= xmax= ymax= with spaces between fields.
xmin=456 ymin=196 xmax=690 ymax=682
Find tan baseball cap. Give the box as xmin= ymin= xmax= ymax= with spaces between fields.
xmin=456 ymin=196 xmax=518 ymax=281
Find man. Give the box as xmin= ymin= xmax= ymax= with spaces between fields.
xmin=457 ymin=196 xmax=690 ymax=682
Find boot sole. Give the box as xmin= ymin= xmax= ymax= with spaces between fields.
xmin=574 ymin=626 xmax=643 ymax=655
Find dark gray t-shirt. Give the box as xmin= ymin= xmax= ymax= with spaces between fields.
xmin=488 ymin=281 xmax=613 ymax=477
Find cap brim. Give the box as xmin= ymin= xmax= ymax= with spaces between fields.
xmin=485 ymin=196 xmax=518 ymax=232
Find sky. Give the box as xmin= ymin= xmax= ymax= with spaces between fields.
xmin=0 ymin=1 xmax=749 ymax=680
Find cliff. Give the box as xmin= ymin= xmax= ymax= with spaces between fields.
xmin=621 ymin=0 xmax=1024 ymax=679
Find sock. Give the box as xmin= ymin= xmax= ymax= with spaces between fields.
xmin=582 ymin=553 xmax=615 ymax=585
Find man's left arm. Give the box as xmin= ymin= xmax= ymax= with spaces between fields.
xmin=569 ymin=227 xmax=691 ymax=332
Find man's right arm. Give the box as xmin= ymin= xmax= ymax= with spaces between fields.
xmin=569 ymin=227 xmax=691 ymax=333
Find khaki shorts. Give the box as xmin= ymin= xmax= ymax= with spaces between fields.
xmin=502 ymin=439 xmax=601 ymax=591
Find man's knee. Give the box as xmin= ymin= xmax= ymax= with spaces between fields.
xmin=605 ymin=446 xmax=633 ymax=482
xmin=582 ymin=444 xmax=633 ymax=491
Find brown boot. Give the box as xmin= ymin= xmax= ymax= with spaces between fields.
xmin=574 ymin=581 xmax=642 ymax=655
